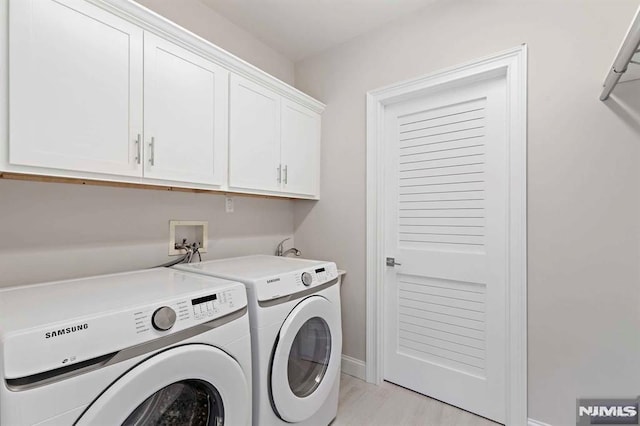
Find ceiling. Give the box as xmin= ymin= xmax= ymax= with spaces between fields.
xmin=199 ymin=0 xmax=435 ymax=61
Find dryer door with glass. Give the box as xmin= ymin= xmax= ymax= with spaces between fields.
xmin=76 ymin=344 xmax=249 ymax=426
xmin=270 ymin=295 xmax=342 ymax=423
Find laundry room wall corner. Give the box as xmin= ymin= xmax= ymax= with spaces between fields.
xmin=293 ymin=1 xmax=640 ymax=425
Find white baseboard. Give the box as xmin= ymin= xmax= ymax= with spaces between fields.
xmin=341 ymin=355 xmax=366 ymax=380
xmin=528 ymin=419 xmax=553 ymax=426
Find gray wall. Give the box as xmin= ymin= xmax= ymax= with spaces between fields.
xmin=0 ymin=180 xmax=294 ymax=287
xmin=292 ymin=1 xmax=640 ymax=424
xmin=0 ymin=0 xmax=297 ymax=288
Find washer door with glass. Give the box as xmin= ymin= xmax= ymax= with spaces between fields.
xmin=76 ymin=344 xmax=249 ymax=426
xmin=270 ymin=295 xmax=342 ymax=423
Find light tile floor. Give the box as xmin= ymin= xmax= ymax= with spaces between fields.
xmin=333 ymin=374 xmax=502 ymax=426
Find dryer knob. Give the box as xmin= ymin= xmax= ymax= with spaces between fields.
xmin=152 ymin=306 xmax=176 ymax=331
xmin=301 ymin=272 xmax=313 ymax=286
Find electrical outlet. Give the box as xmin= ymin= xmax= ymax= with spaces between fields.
xmin=225 ymin=196 xmax=234 ymax=213
xmin=169 ymin=220 xmax=208 ymax=256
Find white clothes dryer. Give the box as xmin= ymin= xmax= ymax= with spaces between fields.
xmin=0 ymin=268 xmax=252 ymax=426
xmin=175 ymin=255 xmax=342 ymax=426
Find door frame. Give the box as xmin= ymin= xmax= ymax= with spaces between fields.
xmin=365 ymin=45 xmax=527 ymax=425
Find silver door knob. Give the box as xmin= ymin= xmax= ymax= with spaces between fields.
xmin=386 ymin=257 xmax=402 ymax=267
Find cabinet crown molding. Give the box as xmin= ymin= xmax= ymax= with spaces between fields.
xmin=89 ymin=0 xmax=325 ymax=114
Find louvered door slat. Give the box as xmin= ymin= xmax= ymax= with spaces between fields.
xmin=397 ymin=98 xmax=486 ymax=251
xmin=400 ymin=108 xmax=485 ymax=133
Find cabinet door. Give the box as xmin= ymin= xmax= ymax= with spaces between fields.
xmin=229 ymin=74 xmax=281 ymax=192
xmin=281 ymin=100 xmax=321 ymax=197
xmin=143 ymin=33 xmax=228 ymax=186
xmin=9 ymin=0 xmax=143 ymax=176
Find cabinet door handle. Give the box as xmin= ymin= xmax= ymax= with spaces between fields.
xmin=135 ymin=134 xmax=141 ymax=164
xmin=277 ymin=164 xmax=282 ymax=184
xmin=283 ymin=165 xmax=288 ymax=184
xmin=149 ymin=137 xmax=155 ymax=166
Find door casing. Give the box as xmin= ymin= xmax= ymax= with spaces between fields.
xmin=365 ymin=45 xmax=527 ymax=425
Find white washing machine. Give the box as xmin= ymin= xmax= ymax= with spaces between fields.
xmin=0 ymin=267 xmax=252 ymax=425
xmin=175 ymin=255 xmax=342 ymax=426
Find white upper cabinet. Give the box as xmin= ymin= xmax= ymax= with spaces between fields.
xmin=281 ymin=99 xmax=321 ymax=197
xmin=143 ymin=33 xmax=228 ymax=186
xmin=229 ymin=74 xmax=282 ymax=193
xmin=3 ymin=0 xmax=324 ymax=198
xmin=9 ymin=0 xmax=143 ymax=177
xmin=229 ymin=75 xmax=321 ymax=198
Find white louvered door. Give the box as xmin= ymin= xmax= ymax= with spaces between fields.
xmin=384 ymin=75 xmax=507 ymax=423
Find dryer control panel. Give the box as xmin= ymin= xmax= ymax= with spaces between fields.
xmin=256 ymin=261 xmax=339 ymax=302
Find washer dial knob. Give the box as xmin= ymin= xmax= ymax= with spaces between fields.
xmin=152 ymin=306 xmax=176 ymax=331
xmin=301 ymin=272 xmax=313 ymax=286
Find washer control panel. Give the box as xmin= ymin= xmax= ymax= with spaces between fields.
xmin=190 ymin=290 xmax=236 ymax=320
xmin=133 ymin=287 xmax=241 ymax=335
xmin=4 ymin=281 xmax=247 ymax=381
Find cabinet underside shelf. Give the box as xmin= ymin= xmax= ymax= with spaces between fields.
xmin=0 ymin=172 xmax=298 ymax=200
